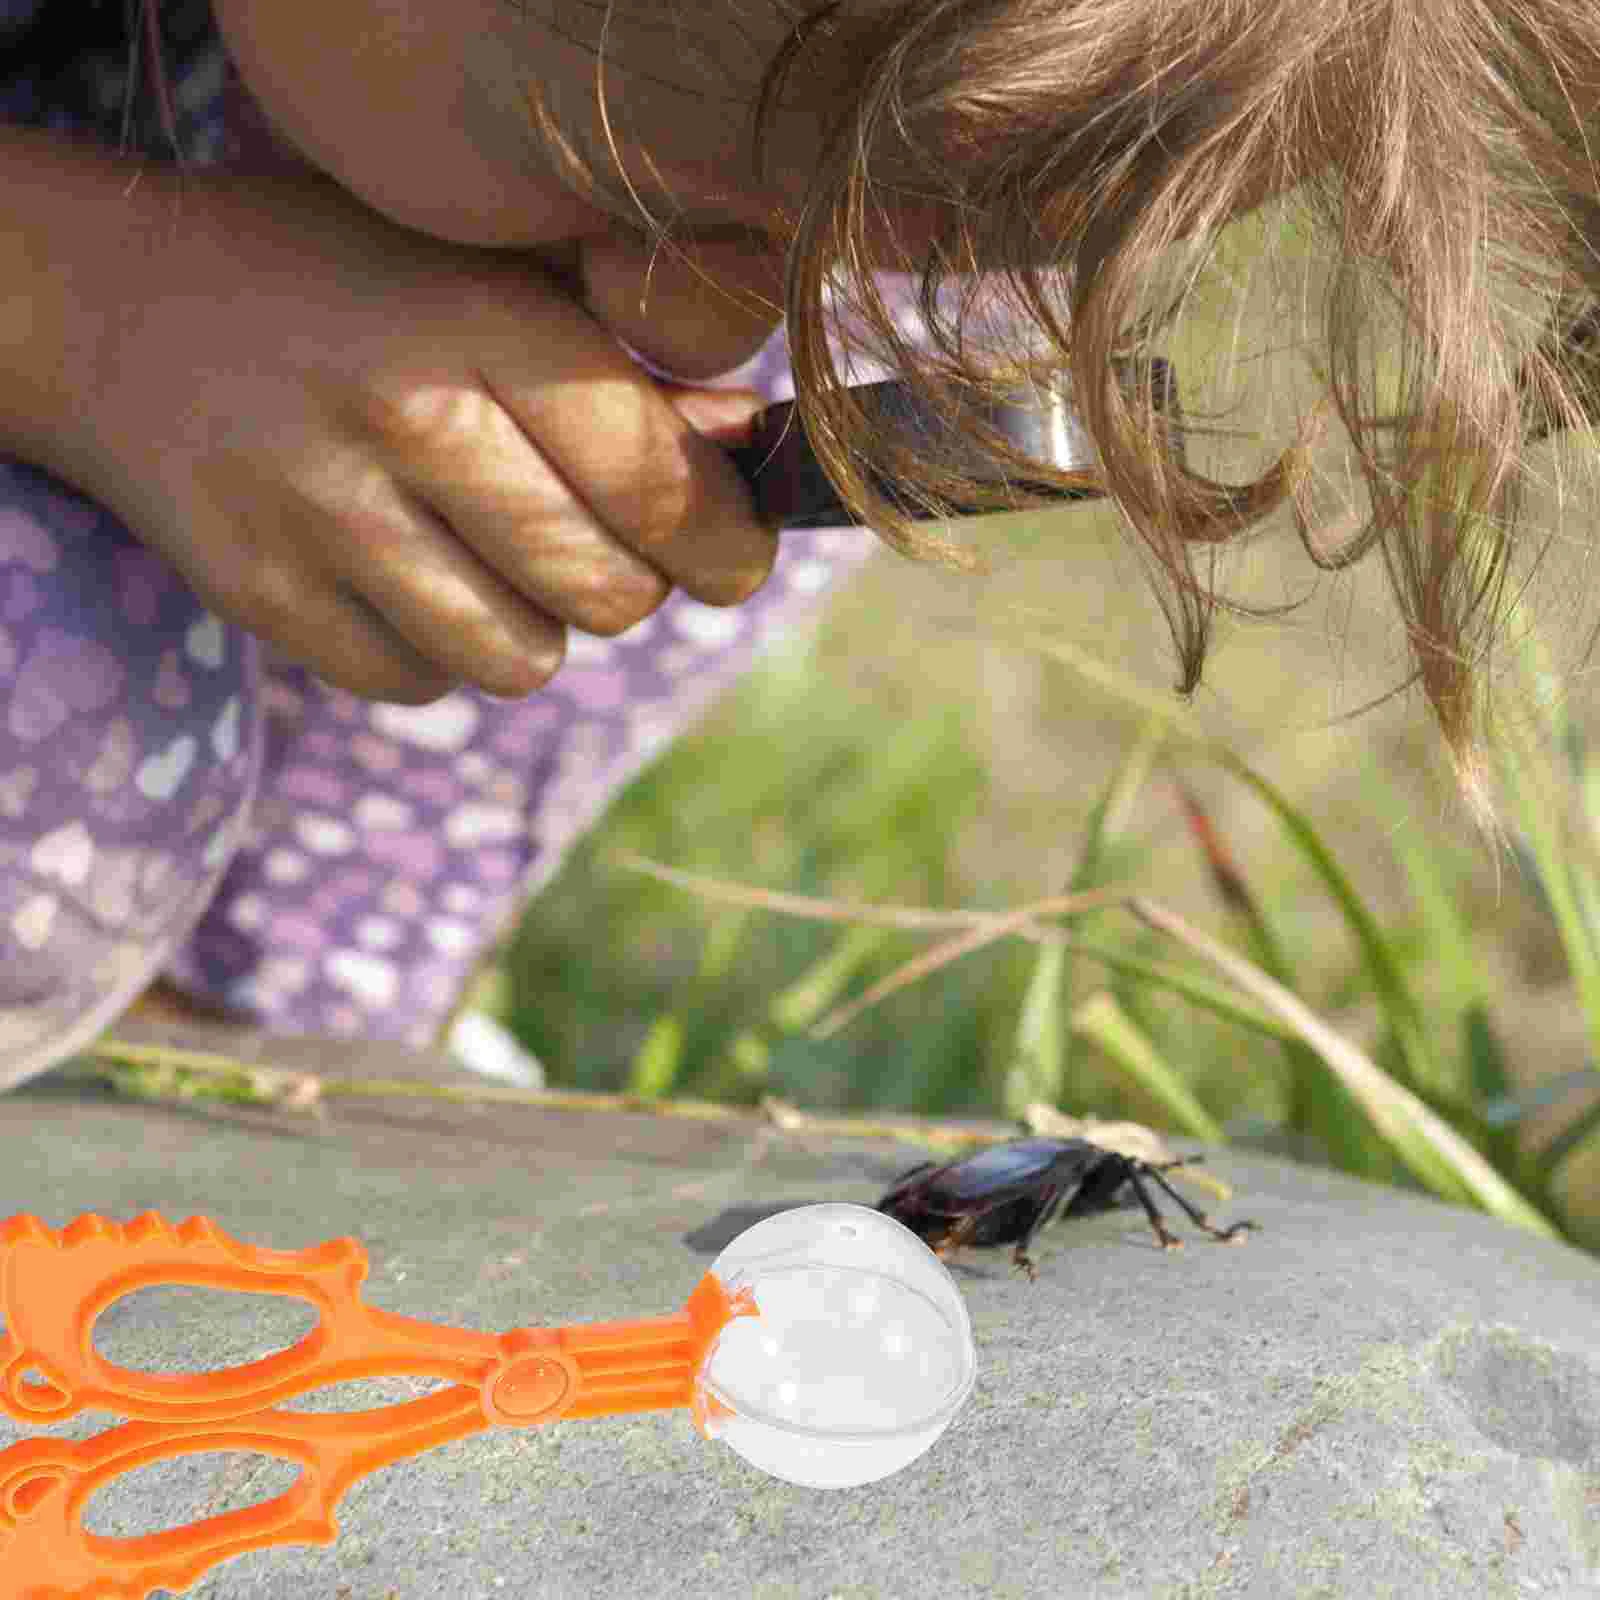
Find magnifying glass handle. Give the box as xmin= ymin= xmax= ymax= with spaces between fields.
xmin=727 ymin=362 xmax=1181 ymax=529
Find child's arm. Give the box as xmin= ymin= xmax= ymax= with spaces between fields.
xmin=0 ymin=129 xmax=137 ymax=479
xmin=0 ymin=126 xmax=779 ymax=703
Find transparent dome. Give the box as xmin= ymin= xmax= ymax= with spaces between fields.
xmin=698 ymin=1204 xmax=976 ymax=1489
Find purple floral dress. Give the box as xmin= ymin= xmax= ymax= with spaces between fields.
xmin=0 ymin=2 xmax=876 ymax=1084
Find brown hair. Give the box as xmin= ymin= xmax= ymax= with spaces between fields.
xmin=800 ymin=0 xmax=1600 ymax=793
xmin=540 ymin=3 xmax=1600 ymax=815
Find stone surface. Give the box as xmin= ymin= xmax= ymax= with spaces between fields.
xmin=2 ymin=1029 xmax=1598 ymax=1598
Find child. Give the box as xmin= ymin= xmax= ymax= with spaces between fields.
xmin=2 ymin=0 xmax=1596 ymax=1089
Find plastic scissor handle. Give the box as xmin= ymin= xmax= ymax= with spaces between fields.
xmin=0 ymin=1213 xmax=755 ymax=1600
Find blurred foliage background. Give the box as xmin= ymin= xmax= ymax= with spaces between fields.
xmin=493 ymin=201 xmax=1600 ymax=1252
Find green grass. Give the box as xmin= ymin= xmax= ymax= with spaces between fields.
xmin=500 ymin=635 xmax=1011 ymax=1116
xmin=496 ymin=588 xmax=1600 ymax=1249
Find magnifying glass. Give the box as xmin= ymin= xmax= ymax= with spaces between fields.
xmin=727 ymin=360 xmax=1181 ymax=527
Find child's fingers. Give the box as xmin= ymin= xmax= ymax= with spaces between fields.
xmin=367 ymin=368 xmax=677 ymax=639
xmin=411 ymin=472 xmax=675 ymax=640
xmin=322 ymin=588 xmax=484 ymax=705
xmin=479 ymin=292 xmax=779 ymax=607
xmin=202 ymin=523 xmax=459 ymax=706
xmin=320 ymin=478 xmax=571 ymax=698
xmin=576 ymin=226 xmax=785 ymax=382
xmin=198 ymin=450 xmax=568 ymax=703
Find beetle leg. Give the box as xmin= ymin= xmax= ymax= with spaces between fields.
xmin=1008 ymin=1183 xmax=1065 ymax=1281
xmin=1121 ymin=1166 xmax=1185 ymax=1249
xmin=932 ymin=1213 xmax=979 ymax=1265
xmin=1143 ymin=1162 xmax=1258 ymax=1244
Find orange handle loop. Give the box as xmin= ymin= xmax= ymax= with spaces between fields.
xmin=0 ymin=1214 xmax=756 ymax=1600
xmin=0 ymin=1391 xmax=486 ymax=1600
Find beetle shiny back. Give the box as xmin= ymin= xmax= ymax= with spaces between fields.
xmin=877 ymin=1136 xmax=1256 ymax=1279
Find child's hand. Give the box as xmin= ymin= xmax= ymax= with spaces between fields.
xmin=64 ymin=169 xmax=781 ymax=703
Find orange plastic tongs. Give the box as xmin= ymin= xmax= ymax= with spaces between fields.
xmin=0 ymin=1212 xmax=757 ymax=1600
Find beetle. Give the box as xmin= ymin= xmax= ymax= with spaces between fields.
xmin=877 ymin=1136 xmax=1256 ymax=1279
